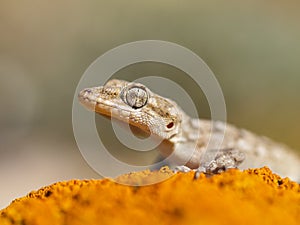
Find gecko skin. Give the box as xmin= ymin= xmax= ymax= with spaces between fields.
xmin=78 ymin=79 xmax=300 ymax=181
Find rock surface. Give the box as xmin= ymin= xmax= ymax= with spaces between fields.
xmin=0 ymin=167 xmax=299 ymax=225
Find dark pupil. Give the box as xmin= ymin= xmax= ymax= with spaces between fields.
xmin=126 ymin=87 xmax=148 ymax=109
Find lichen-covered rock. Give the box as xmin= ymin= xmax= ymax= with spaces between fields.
xmin=1 ymin=167 xmax=299 ymax=225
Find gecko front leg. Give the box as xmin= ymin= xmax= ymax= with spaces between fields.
xmin=194 ymin=148 xmax=245 ymax=179
xmin=173 ymin=147 xmax=245 ymax=178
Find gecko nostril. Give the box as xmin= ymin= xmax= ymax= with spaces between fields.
xmin=84 ymin=89 xmax=92 ymax=94
xmin=79 ymin=88 xmax=93 ymax=99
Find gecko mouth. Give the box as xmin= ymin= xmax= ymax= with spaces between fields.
xmin=78 ymin=87 xmax=159 ymax=137
xmin=78 ymin=87 xmax=150 ymax=129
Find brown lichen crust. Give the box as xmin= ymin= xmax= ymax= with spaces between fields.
xmin=0 ymin=167 xmax=299 ymax=225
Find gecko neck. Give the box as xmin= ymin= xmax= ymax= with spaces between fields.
xmin=170 ymin=113 xmax=203 ymax=144
xmin=157 ymin=114 xmax=203 ymax=166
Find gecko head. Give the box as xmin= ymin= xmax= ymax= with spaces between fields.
xmin=78 ymin=79 xmax=183 ymax=140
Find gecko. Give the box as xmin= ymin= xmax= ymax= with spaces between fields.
xmin=78 ymin=79 xmax=300 ymax=181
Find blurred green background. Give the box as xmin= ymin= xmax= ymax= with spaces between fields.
xmin=1 ymin=0 xmax=300 ymax=209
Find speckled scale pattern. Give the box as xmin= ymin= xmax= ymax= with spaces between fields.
xmin=78 ymin=79 xmax=300 ymax=181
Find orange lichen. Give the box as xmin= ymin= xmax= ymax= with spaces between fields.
xmin=0 ymin=167 xmax=299 ymax=225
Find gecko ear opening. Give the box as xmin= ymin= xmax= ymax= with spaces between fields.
xmin=166 ymin=122 xmax=174 ymax=129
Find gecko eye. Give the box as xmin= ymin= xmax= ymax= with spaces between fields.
xmin=124 ymin=85 xmax=148 ymax=109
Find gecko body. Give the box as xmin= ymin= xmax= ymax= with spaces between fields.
xmin=78 ymin=79 xmax=300 ymax=181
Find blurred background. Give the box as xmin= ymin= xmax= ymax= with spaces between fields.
xmin=1 ymin=0 xmax=300 ymax=209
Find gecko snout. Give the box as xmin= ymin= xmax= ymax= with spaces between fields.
xmin=78 ymin=88 xmax=98 ymax=103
